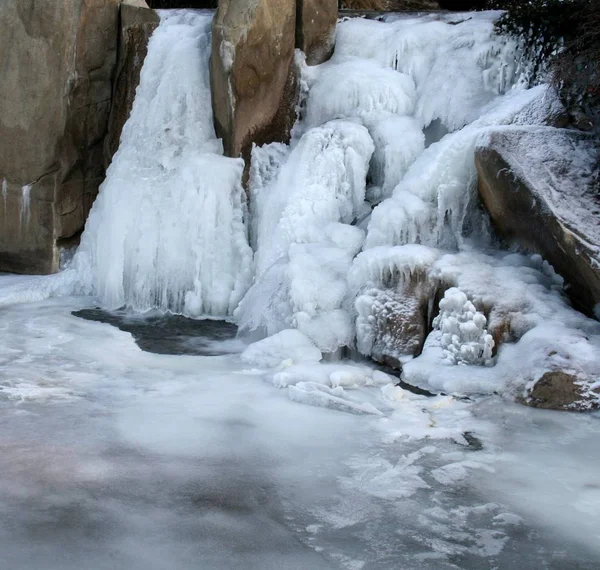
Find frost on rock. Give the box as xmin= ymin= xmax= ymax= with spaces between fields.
xmin=236 ymin=120 xmax=374 ymax=352
xmin=72 ymin=12 xmax=253 ymax=317
xmin=349 ymin=245 xmax=441 ymax=365
xmin=402 ymin=252 xmax=600 ymax=402
xmin=240 ymin=329 xmax=322 ymax=368
xmin=433 ymin=288 xmax=494 ymax=366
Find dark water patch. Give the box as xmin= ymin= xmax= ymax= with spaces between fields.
xmin=73 ymin=308 xmax=245 ymax=356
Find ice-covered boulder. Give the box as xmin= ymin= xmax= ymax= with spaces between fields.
xmin=210 ymin=0 xmax=298 ymax=164
xmin=104 ymin=1 xmax=160 ymax=168
xmin=475 ymin=127 xmax=600 ymax=318
xmin=0 ymin=0 xmax=119 ymax=274
xmin=349 ymin=245 xmax=442 ymax=367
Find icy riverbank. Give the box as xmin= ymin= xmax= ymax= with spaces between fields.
xmin=0 ymin=292 xmax=599 ymax=569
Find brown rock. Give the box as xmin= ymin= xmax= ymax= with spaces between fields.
xmin=475 ymin=127 xmax=600 ymax=318
xmin=296 ymin=0 xmax=337 ymax=66
xmin=104 ymin=1 xmax=160 ymax=168
xmin=356 ymin=270 xmax=439 ymax=369
xmin=523 ymin=371 xmax=600 ymax=411
xmin=210 ymin=0 xmax=298 ymax=165
xmin=0 ymin=0 xmax=119 ymax=274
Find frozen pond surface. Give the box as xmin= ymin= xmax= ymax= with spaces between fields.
xmin=1 ymin=295 xmax=599 ymax=569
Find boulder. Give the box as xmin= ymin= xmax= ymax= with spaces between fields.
xmin=475 ymin=127 xmax=600 ymax=318
xmin=523 ymin=371 xmax=600 ymax=412
xmin=0 ymin=0 xmax=119 ymax=274
xmin=296 ymin=0 xmax=337 ymax=66
xmin=104 ymin=1 xmax=160 ymax=168
xmin=356 ymin=287 xmax=429 ymax=369
xmin=210 ymin=0 xmax=298 ymax=164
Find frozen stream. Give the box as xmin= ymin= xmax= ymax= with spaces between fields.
xmin=1 ymin=294 xmax=599 ymax=570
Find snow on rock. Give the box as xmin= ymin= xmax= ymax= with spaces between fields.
xmin=402 ymin=252 xmax=600 ymax=402
xmin=475 ymin=125 xmax=600 ymax=317
xmin=73 ymin=12 xmax=253 ymax=316
xmin=240 ymin=329 xmax=322 ymax=368
xmin=236 ymin=120 xmax=374 ymax=352
xmin=433 ymin=287 xmax=494 ymax=366
xmin=349 ymin=245 xmax=441 ymax=364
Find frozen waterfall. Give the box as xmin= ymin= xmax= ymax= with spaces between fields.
xmin=73 ymin=11 xmax=252 ymax=316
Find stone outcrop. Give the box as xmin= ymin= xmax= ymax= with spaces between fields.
xmin=210 ymin=0 xmax=338 ymax=166
xmin=210 ymin=0 xmax=298 ymax=164
xmin=0 ymin=0 xmax=120 ymax=274
xmin=356 ymin=287 xmax=430 ymax=369
xmin=104 ymin=1 xmax=160 ymax=168
xmin=296 ymin=0 xmax=337 ymax=65
xmin=522 ymin=371 xmax=600 ymax=412
xmin=475 ymin=127 xmax=600 ymax=318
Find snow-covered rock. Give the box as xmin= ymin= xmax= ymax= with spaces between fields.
xmin=475 ymin=126 xmax=600 ymax=318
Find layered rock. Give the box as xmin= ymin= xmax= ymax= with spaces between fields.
xmin=210 ymin=0 xmax=298 ymax=164
xmin=104 ymin=0 xmax=160 ymax=167
xmin=296 ymin=0 xmax=338 ymax=65
xmin=475 ymin=127 xmax=600 ymax=318
xmin=0 ymin=0 xmax=119 ymax=273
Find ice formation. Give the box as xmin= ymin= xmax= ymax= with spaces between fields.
xmin=3 ymin=9 xmax=596 ymax=408
xmin=236 ymin=120 xmax=373 ymax=351
xmin=433 ymin=287 xmax=494 ymax=366
xmin=72 ymin=11 xmax=252 ymax=316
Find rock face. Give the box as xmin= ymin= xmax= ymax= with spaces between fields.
xmin=475 ymin=127 xmax=600 ymax=318
xmin=296 ymin=0 xmax=337 ymax=65
xmin=104 ymin=1 xmax=160 ymax=168
xmin=523 ymin=371 xmax=600 ymax=412
xmin=0 ymin=0 xmax=119 ymax=274
xmin=356 ymin=287 xmax=430 ymax=368
xmin=210 ymin=0 xmax=298 ymax=164
xmin=210 ymin=0 xmax=338 ymax=165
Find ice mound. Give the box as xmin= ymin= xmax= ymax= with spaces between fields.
xmin=304 ymin=59 xmax=416 ymax=128
xmin=403 ymin=252 xmax=600 ymax=397
xmin=236 ymin=120 xmax=374 ymax=351
xmin=73 ymin=12 xmax=253 ymax=316
xmin=433 ymin=288 xmax=494 ymax=366
xmin=333 ymin=13 xmax=519 ymax=131
xmin=240 ymin=329 xmax=322 ymax=368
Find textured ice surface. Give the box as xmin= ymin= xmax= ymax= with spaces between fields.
xmin=73 ymin=12 xmax=252 ymax=316
xmin=1 ymin=292 xmax=600 ymax=569
xmin=237 ymin=120 xmax=373 ymax=351
xmin=433 ymin=287 xmax=494 ymax=366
